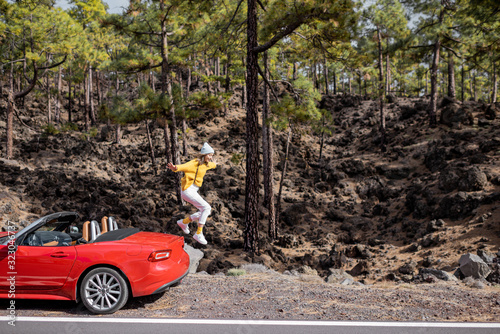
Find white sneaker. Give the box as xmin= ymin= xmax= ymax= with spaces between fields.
xmin=193 ymin=233 xmax=207 ymax=245
xmin=177 ymin=220 xmax=190 ymax=234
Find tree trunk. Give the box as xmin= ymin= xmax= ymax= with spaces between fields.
xmin=6 ymin=90 xmax=14 ymax=159
xmin=89 ymin=65 xmax=96 ymax=124
xmin=244 ymin=0 xmax=260 ymax=254
xmin=216 ymin=56 xmax=221 ymax=93
xmin=448 ymin=52 xmax=456 ymax=99
xmin=242 ymin=57 xmax=247 ymax=108
xmin=160 ymin=0 xmax=182 ymax=205
xmin=47 ymin=70 xmax=52 ymax=124
xmin=333 ymin=70 xmax=337 ymax=94
xmin=341 ymin=70 xmax=345 ymax=93
xmin=275 ymin=125 xmax=292 ymax=228
xmin=324 ymin=59 xmax=329 ymax=95
xmin=425 ymin=70 xmax=428 ymax=96
xmin=146 ymin=120 xmax=157 ymax=174
xmin=441 ymin=66 xmax=446 ymax=96
xmin=312 ymin=62 xmax=318 ymax=90
xmin=182 ymin=68 xmax=190 ymax=157
xmin=116 ymin=72 xmax=119 ymax=96
xmin=293 ymin=62 xmax=298 ymax=81
xmin=225 ymin=53 xmax=231 ymax=92
xmin=385 ymin=44 xmax=391 ymax=95
xmin=96 ymin=70 xmax=101 ymax=106
xmin=68 ymin=67 xmax=73 ymax=123
xmin=469 ymin=71 xmax=473 ymax=100
xmin=55 ymin=66 xmax=62 ymax=124
xmin=461 ymin=62 xmax=465 ymax=102
xmin=84 ymin=72 xmax=90 ymax=131
xmin=262 ymin=51 xmax=277 ymax=241
xmin=348 ymin=72 xmax=352 ymax=94
xmin=429 ymin=32 xmax=442 ymax=127
xmin=357 ymin=72 xmax=362 ymax=95
xmin=187 ymin=55 xmax=192 ymax=95
xmin=116 ymin=124 xmax=121 ymax=144
xmin=377 ymin=27 xmax=386 ymax=152
xmin=473 ymin=71 xmax=477 ymax=101
xmin=492 ymin=60 xmax=497 ymax=103
xmin=319 ymin=114 xmax=325 ymax=163
xmin=205 ymin=55 xmax=212 ymax=95
xmin=163 ymin=121 xmax=172 ymax=162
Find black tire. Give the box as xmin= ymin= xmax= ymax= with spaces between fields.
xmin=80 ymin=267 xmax=129 ymax=314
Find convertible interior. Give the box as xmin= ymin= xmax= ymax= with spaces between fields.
xmin=20 ymin=216 xmax=140 ymax=247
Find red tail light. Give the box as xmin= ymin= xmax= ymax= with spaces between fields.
xmin=148 ymin=250 xmax=171 ymax=262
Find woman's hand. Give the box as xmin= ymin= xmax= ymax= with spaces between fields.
xmin=167 ymin=162 xmax=177 ymax=171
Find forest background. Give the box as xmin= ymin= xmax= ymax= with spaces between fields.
xmin=1 ymin=0 xmax=499 ymax=281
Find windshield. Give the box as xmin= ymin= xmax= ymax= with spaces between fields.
xmin=8 ymin=212 xmax=79 ymax=246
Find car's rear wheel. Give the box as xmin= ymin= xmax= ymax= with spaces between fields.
xmin=80 ymin=267 xmax=129 ymax=314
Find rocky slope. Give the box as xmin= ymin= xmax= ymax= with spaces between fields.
xmin=0 ymin=90 xmax=499 ymax=287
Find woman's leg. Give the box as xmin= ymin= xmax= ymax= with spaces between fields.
xmin=182 ymin=186 xmax=211 ymax=225
xmin=181 ymin=186 xmax=210 ymax=244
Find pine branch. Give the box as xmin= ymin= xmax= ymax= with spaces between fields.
xmin=441 ymin=45 xmax=461 ymax=58
xmin=256 ymin=63 xmax=279 ymax=101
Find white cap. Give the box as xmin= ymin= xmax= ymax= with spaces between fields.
xmin=200 ymin=142 xmax=214 ymax=155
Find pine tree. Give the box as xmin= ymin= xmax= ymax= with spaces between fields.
xmin=242 ymin=0 xmax=356 ymax=253
xmin=1 ymin=1 xmax=83 ymax=158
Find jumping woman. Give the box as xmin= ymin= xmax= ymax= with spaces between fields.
xmin=167 ymin=142 xmax=216 ymax=245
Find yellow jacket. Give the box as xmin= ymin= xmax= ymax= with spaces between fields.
xmin=175 ymin=159 xmax=216 ymax=191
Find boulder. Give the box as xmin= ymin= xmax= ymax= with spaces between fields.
xmin=376 ymin=164 xmax=412 ymax=180
xmin=277 ymin=233 xmax=303 ymax=248
xmin=439 ymin=166 xmax=487 ymax=193
xmin=184 ymin=244 xmax=204 ymax=274
xmin=386 ymin=94 xmax=397 ymax=104
xmin=459 ymin=254 xmax=491 ymax=279
xmin=206 ymin=256 xmax=235 ymax=275
xmin=420 ymin=233 xmax=442 ymax=248
xmin=458 ymin=167 xmax=488 ymax=192
xmin=399 ymin=261 xmax=417 ymax=275
xmin=326 ymin=269 xmax=354 ymax=284
xmin=438 ymin=168 xmax=461 ymax=192
xmin=424 ymin=146 xmax=448 ymax=172
xmin=427 ymin=219 xmax=446 ymax=233
xmin=438 ymin=192 xmax=480 ymax=220
xmin=440 ymin=96 xmax=457 ymax=108
xmin=485 ymin=103 xmax=498 ymax=120
xmin=440 ymin=102 xmax=473 ymax=127
xmin=280 ymin=202 xmax=318 ymax=227
xmin=486 ymin=264 xmax=500 ymax=284
xmin=347 ymin=244 xmax=374 ymax=259
xmin=348 ymin=260 xmax=370 ymax=276
xmin=338 ymin=159 xmax=374 ymax=177
xmin=419 ymin=268 xmax=457 ymax=281
xmin=477 ymin=249 xmax=495 ymax=264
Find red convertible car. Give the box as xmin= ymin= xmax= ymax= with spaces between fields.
xmin=0 ymin=212 xmax=189 ymax=314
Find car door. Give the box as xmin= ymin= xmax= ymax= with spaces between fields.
xmin=0 ymin=242 xmax=16 ymax=292
xmin=14 ymin=239 xmax=77 ymax=291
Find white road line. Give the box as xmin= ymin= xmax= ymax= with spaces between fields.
xmin=1 ymin=317 xmax=500 ymax=328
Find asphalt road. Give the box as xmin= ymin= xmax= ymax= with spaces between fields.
xmin=1 ymin=317 xmax=500 ymax=334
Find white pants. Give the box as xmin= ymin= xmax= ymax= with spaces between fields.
xmin=181 ymin=185 xmax=211 ymax=225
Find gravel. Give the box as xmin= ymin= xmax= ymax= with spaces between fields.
xmin=5 ymin=272 xmax=500 ymax=322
